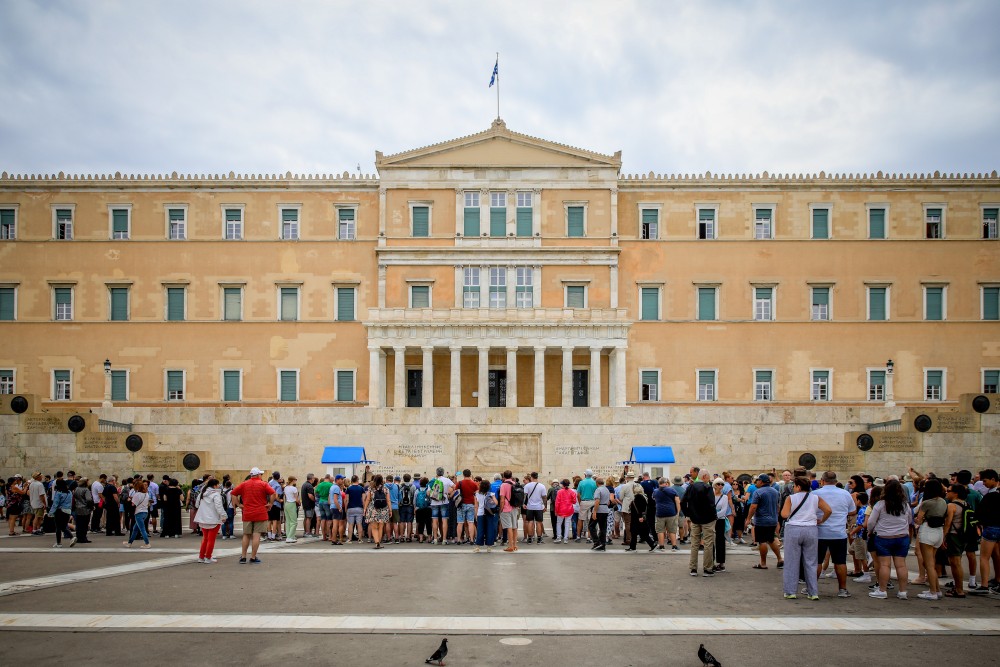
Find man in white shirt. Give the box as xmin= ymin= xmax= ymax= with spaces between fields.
xmin=813 ymin=470 xmax=857 ymax=597
xmin=429 ymin=467 xmax=454 ymax=545
xmin=522 ymin=472 xmax=548 ymax=545
xmin=90 ymin=474 xmax=106 ymax=533
xmin=146 ymin=474 xmax=160 ymax=534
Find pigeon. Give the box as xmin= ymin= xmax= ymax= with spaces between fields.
xmin=425 ymin=638 xmax=448 ymax=666
xmin=698 ymin=643 xmax=721 ymax=667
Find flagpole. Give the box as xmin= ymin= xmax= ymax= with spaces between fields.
xmin=495 ymin=52 xmax=500 ymax=119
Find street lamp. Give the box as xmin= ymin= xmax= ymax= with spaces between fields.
xmin=104 ymin=359 xmax=112 ymax=375
xmin=885 ymin=358 xmax=895 ymax=407
xmin=886 ymin=359 xmax=894 ymax=375
xmin=102 ymin=359 xmax=112 ymax=406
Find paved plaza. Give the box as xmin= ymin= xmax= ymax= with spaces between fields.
xmin=1 ymin=528 xmax=998 ymax=665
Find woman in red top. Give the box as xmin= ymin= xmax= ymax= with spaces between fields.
xmin=555 ymin=479 xmax=577 ymax=544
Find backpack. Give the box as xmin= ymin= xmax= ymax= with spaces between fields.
xmin=415 ymin=488 xmax=430 ymax=509
xmin=953 ymin=500 xmax=979 ymax=543
xmin=428 ymin=478 xmax=446 ymax=502
xmin=510 ymin=481 xmax=525 ymax=508
xmin=373 ymin=488 xmax=388 ymax=510
xmin=400 ymin=483 xmax=414 ymax=507
xmin=483 ymin=492 xmax=498 ymax=516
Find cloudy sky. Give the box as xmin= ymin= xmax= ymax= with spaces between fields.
xmin=1 ymin=0 xmax=998 ymax=177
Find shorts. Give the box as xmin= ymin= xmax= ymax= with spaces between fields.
xmin=578 ymin=500 xmax=595 ymax=518
xmin=850 ymin=536 xmax=868 ymax=560
xmin=330 ymin=507 xmax=344 ymax=521
xmin=817 ymin=538 xmax=848 ymax=565
xmin=390 ymin=509 xmax=400 ymax=523
xmin=456 ymin=505 xmax=475 ymax=523
xmin=965 ymin=536 xmax=980 ymax=554
xmin=398 ymin=506 xmax=414 ymax=523
xmin=917 ymin=523 xmax=944 ymax=549
xmin=523 ymin=509 xmax=544 ymax=523
xmin=500 ymin=511 xmax=514 ymax=529
xmin=346 ymin=507 xmax=364 ymax=526
xmin=511 ymin=508 xmax=521 ymax=524
xmin=655 ymin=515 xmax=679 ymax=535
xmin=242 ymin=520 xmax=268 ymax=535
xmin=945 ymin=533 xmax=966 ymax=558
xmin=316 ymin=503 xmax=332 ymax=521
xmin=303 ymin=508 xmax=316 ymax=519
xmin=873 ymin=535 xmax=911 ymax=558
xmin=754 ymin=524 xmax=777 ymax=544
xmin=431 ymin=505 xmax=448 ymax=519
xmin=982 ymin=525 xmax=1000 ymax=543
xmin=268 ymin=505 xmax=282 ymax=521
xmin=33 ymin=507 xmax=46 ymax=519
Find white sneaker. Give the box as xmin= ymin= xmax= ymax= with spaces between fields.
xmin=868 ymin=589 xmax=887 ymax=599
xmin=563 ymin=538 xmax=568 ymax=544
xmin=917 ymin=591 xmax=940 ymax=600
xmin=821 ymin=570 xmax=836 ymax=579
xmin=205 ymin=558 xmax=218 ymax=563
xmin=52 ymin=543 xmax=63 ymax=548
xmin=197 ymin=558 xmax=207 ymax=563
xmin=896 ymin=591 xmax=908 ymax=600
xmin=968 ymin=578 xmax=977 ymax=588
xmin=853 ymin=573 xmax=872 ymax=583
xmin=285 ymin=539 xmax=297 ymax=543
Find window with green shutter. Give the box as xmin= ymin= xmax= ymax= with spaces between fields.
xmin=281 ymin=208 xmax=299 ymax=239
xmin=490 ymin=192 xmax=506 ymax=237
xmin=983 ymin=287 xmax=999 ymax=320
xmin=984 ymin=369 xmax=999 ymax=394
xmin=641 ymin=209 xmax=659 ymax=240
xmin=812 ymin=208 xmax=829 ymax=239
xmin=811 ymin=287 xmax=830 ymax=320
xmin=926 ymin=208 xmax=942 ymax=238
xmin=225 ymin=208 xmax=243 ymax=240
xmin=411 ymin=285 xmax=430 ymax=308
xmin=280 ymin=287 xmax=298 ymax=321
xmin=698 ymin=287 xmax=716 ymax=321
xmin=168 ymin=208 xmax=186 ymax=240
xmin=167 ymin=370 xmax=184 ymax=400
xmin=280 ymin=370 xmax=297 ymax=401
xmin=868 ymin=287 xmax=886 ymax=321
xmin=868 ymin=370 xmax=886 ymax=401
xmin=223 ymin=287 xmax=242 ymax=321
xmin=463 ymin=191 xmax=480 ymax=237
xmin=0 ymin=287 xmax=14 ymax=321
xmin=754 ymin=208 xmax=772 ymax=239
xmin=0 ymin=369 xmax=13 ymax=394
xmin=566 ymin=285 xmax=585 ymax=308
xmin=698 ymin=208 xmax=715 ymax=240
xmin=869 ymin=208 xmax=886 ymax=239
xmin=641 ymin=370 xmax=658 ymax=401
xmin=166 ymin=287 xmax=185 ymax=321
xmin=55 ymin=208 xmax=73 ymax=240
xmin=811 ymin=370 xmax=829 ymax=401
xmin=697 ymin=370 xmax=716 ymax=401
xmin=926 ymin=370 xmax=943 ymax=400
xmin=110 ymin=288 xmax=129 ymax=321
xmin=0 ymin=208 xmax=15 ymax=239
xmin=110 ymin=370 xmax=127 ymax=401
xmin=754 ymin=287 xmax=773 ymax=321
xmin=336 ymin=369 xmax=354 ymax=402
xmin=112 ymin=209 xmax=129 ymax=239
xmin=338 ymin=208 xmax=356 ymax=240
xmin=640 ymin=287 xmax=659 ymax=321
xmin=336 ymin=287 xmax=355 ymax=321
xmin=755 ymin=370 xmax=772 ymax=401
xmin=567 ymin=206 xmax=584 ymax=237
xmin=516 ymin=204 xmax=532 ymax=237
xmin=54 ymin=370 xmax=71 ymax=400
xmin=223 ymin=370 xmax=241 ymax=401
xmin=984 ymin=207 xmax=999 ymax=239
xmin=925 ymin=287 xmax=944 ymax=320
xmin=412 ymin=206 xmax=429 ymax=237
xmin=55 ymin=287 xmax=72 ymax=320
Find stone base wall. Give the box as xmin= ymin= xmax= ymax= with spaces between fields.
xmin=2 ymin=401 xmax=997 ymax=481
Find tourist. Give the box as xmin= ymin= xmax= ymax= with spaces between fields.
xmin=121 ymin=477 xmax=134 ymax=534
xmin=627 ymin=480 xmax=656 ymax=553
xmin=103 ymin=475 xmax=122 ymax=536
xmin=71 ymin=476 xmax=92 ymax=544
xmin=300 ymin=474 xmax=316 ymax=538
xmin=712 ymin=478 xmax=733 ymax=571
xmin=283 ymin=476 xmax=299 ymax=543
xmin=27 ymin=472 xmax=47 ymax=536
xmin=814 ymin=471 xmax=856 ymax=598
xmin=554 ymin=479 xmax=576 ymax=543
xmin=414 ymin=476 xmax=432 ymax=543
xmin=473 ymin=479 xmax=497 ymax=553
xmin=683 ymin=471 xmax=717 ymax=576
xmin=651 ymin=477 xmax=680 ymax=551
xmin=779 ymin=476 xmax=831 ymax=600
xmin=747 ymin=474 xmax=782 ymax=569
xmin=848 ymin=491 xmax=869 ymax=581
xmin=942 ymin=483 xmax=971 ymax=598
xmin=398 ymin=474 xmax=415 ymax=543
xmin=146 ymin=474 xmax=159 ymax=535
xmin=588 ymin=476 xmax=611 ymax=551
xmin=364 ymin=474 xmax=391 ymax=549
xmin=186 ymin=476 xmax=204 ymax=537
xmin=867 ymin=478 xmax=914 ymax=600
xmin=330 ymin=475 xmax=346 ymax=545
xmin=972 ymin=469 xmax=999 ymax=595
xmin=231 ymin=467 xmax=277 ymax=564
xmin=955 ymin=470 xmax=983 ymax=589
xmin=47 ymin=478 xmax=73 ymax=547
xmin=195 ymin=478 xmax=225 ymax=562
xmin=385 ymin=475 xmax=400 ymax=543
xmin=6 ymin=475 xmax=26 ymax=536
xmin=455 ymin=469 xmax=478 ymax=545
xmin=89 ymin=474 xmax=105 ymax=533
xmin=575 ymin=470 xmax=597 ymax=544
xmin=546 ymin=479 xmax=560 ymax=539
xmin=315 ymin=474 xmax=333 ymax=541
xmin=123 ymin=479 xmax=151 ymax=548
xmin=267 ymin=472 xmax=284 ymax=542
xmin=618 ymin=472 xmax=636 ymax=546
xmin=428 ymin=467 xmax=454 ymax=546
xmin=518 ymin=472 xmax=543 ymax=544
xmin=499 ymin=470 xmax=518 ymax=552
xmin=913 ymin=478 xmax=947 ymax=599
xmin=220 ymin=479 xmax=235 ymax=540
xmin=160 ymin=478 xmax=183 ymax=538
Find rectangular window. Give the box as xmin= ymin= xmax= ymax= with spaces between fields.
xmin=640 ymin=287 xmax=659 ymax=321
xmin=566 ymin=285 xmax=586 ymax=309
xmin=53 ymin=370 xmax=71 ymax=401
xmin=641 ymin=208 xmax=659 ymax=240
xmin=55 ymin=208 xmax=73 ymax=240
xmin=698 ymin=208 xmax=716 ymax=240
xmin=697 ymin=370 xmax=716 ymax=401
xmin=336 ymin=369 xmax=355 ymax=402
xmin=924 ymin=286 xmax=944 ymax=321
xmin=280 ymin=287 xmax=299 ymax=321
xmin=223 ymin=287 xmax=242 ymax=321
xmin=0 ymin=287 xmax=15 ymax=321
xmin=489 ymin=267 xmax=507 ymax=308
xmin=338 ymin=207 xmax=356 ymax=240
xmin=697 ymin=287 xmax=717 ymax=321
xmin=336 ymin=287 xmax=356 ymax=321
xmin=516 ymin=191 xmax=532 ymax=237
xmin=110 ymin=370 xmax=128 ymax=401
xmin=166 ymin=370 xmax=184 ymax=401
xmin=754 ymin=370 xmax=773 ymax=401
xmin=463 ymin=191 xmax=480 ymax=237
xmin=566 ymin=205 xmax=585 ymax=237
xmin=811 ymin=207 xmax=829 ymax=239
xmin=411 ymin=205 xmax=429 ymax=238
xmin=985 ymin=208 xmax=999 ymax=239
xmin=279 ymin=370 xmax=298 ymax=401
xmin=515 ymin=267 xmax=533 ymax=308
xmin=811 ymin=370 xmax=830 ymax=401
xmin=463 ymin=268 xmax=480 ymax=308
xmin=869 ymin=370 xmax=886 ymax=401
xmin=984 ymin=369 xmax=1000 ymax=394
xmin=868 ymin=287 xmax=888 ymax=321
xmin=168 ymin=207 xmax=186 ymax=240
xmin=925 ymin=207 xmax=942 ymax=239
xmin=223 ymin=370 xmax=241 ymax=401
xmin=0 ymin=369 xmax=13 ymax=394
xmin=225 ymin=207 xmax=243 ymax=240
xmin=754 ymin=207 xmax=772 ymax=239
xmin=0 ymin=208 xmax=15 ymax=239
xmin=753 ymin=287 xmax=773 ymax=321
xmin=490 ymin=192 xmax=506 ymax=237
xmin=109 ymin=287 xmax=129 ymax=321
xmin=925 ymin=369 xmax=944 ymax=401
xmin=410 ymin=285 xmax=430 ymax=308
xmin=811 ymin=287 xmax=830 ymax=321
xmin=166 ymin=287 xmax=185 ymax=321
xmin=640 ymin=370 xmax=659 ymax=401
xmin=984 ymin=286 xmax=1000 ymax=320
xmin=281 ymin=208 xmax=299 ymax=239
xmin=54 ymin=287 xmax=73 ymax=321
xmin=868 ymin=207 xmax=886 ymax=239
xmin=111 ymin=208 xmax=129 ymax=239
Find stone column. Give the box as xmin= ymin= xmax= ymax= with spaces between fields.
xmin=506 ymin=347 xmax=518 ymax=408
xmin=422 ymin=346 xmax=434 ymax=408
xmin=609 ymin=265 xmax=619 ymax=309
xmin=478 ymin=346 xmax=489 ymax=408
xmin=393 ymin=346 xmax=406 ymax=408
xmin=613 ymin=347 xmax=627 ymax=407
xmin=449 ymin=346 xmax=462 ymax=407
xmin=533 ymin=346 xmax=546 ymax=408
xmin=368 ymin=347 xmax=382 ymax=408
xmin=562 ymin=346 xmax=574 ymax=407
xmin=590 ymin=347 xmax=602 ymax=408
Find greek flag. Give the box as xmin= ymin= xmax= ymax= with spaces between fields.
xmin=489 ymin=58 xmax=498 ymax=87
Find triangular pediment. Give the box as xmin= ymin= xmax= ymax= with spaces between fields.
xmin=376 ymin=119 xmax=621 ymax=171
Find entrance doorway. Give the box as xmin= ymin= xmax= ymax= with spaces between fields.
xmin=572 ymin=369 xmax=589 ymax=407
xmin=489 ymin=369 xmax=507 ymax=407
xmin=407 ymin=369 xmax=423 ymax=407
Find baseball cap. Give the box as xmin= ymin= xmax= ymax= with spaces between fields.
xmin=584 ymin=469 xmax=593 ymax=477
xmin=757 ymin=473 xmax=771 ymax=483
xmin=672 ymin=476 xmax=682 ymax=484
xmin=250 ymin=467 xmax=264 ymax=477
xmin=334 ymin=475 xmax=345 ymax=480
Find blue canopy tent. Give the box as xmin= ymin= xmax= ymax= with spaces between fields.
xmin=321 ymin=447 xmax=378 ymax=478
xmin=618 ymin=446 xmax=676 ymax=478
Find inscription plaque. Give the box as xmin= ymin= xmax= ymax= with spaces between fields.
xmin=77 ymin=432 xmax=123 ymax=454
xmin=456 ymin=433 xmax=541 ymax=475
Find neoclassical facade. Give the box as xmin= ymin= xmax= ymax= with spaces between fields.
xmin=1 ymin=120 xmax=998 ymax=479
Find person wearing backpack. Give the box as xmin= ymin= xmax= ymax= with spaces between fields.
xmin=499 ymin=470 xmax=519 ymax=552
xmin=913 ymin=478 xmax=947 ymax=600
xmin=398 ymin=473 xmax=415 ymax=543
xmin=942 ymin=483 xmax=974 ymax=597
xmin=510 ymin=476 xmax=525 ymax=541
xmin=473 ymin=479 xmax=497 ymax=552
xmin=427 ymin=467 xmax=454 ymax=545
xmin=363 ymin=474 xmax=391 ymax=549
xmin=415 ymin=477 xmax=432 ymax=543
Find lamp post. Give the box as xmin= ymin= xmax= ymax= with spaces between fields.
xmin=885 ymin=358 xmax=895 ymax=407
xmin=103 ymin=358 xmax=112 ymax=407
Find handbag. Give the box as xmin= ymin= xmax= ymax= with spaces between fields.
xmin=786 ymin=491 xmax=811 ymax=522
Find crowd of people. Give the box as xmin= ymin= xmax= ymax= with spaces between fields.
xmin=3 ymin=463 xmax=998 ymax=600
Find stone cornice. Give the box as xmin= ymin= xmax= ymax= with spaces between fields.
xmin=0 ymin=171 xmax=379 ymax=191
xmin=376 ymin=246 xmax=620 ymax=266
xmin=619 ymin=170 xmax=1000 ymax=191
xmin=365 ymin=321 xmax=631 ymax=346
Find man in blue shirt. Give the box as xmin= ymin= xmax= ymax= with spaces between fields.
xmin=652 ymin=477 xmax=681 ymax=550
xmin=385 ymin=476 xmax=400 ymax=543
xmin=746 ymin=474 xmax=782 ymax=568
xmin=814 ymin=470 xmax=856 ymax=597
